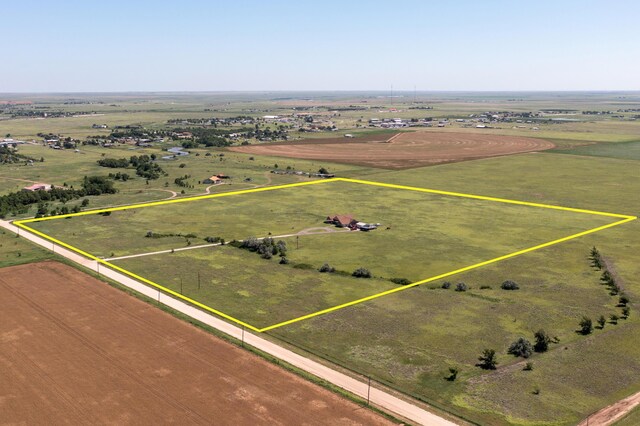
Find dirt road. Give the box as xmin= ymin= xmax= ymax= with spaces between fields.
xmin=2 ymin=219 xmax=458 ymax=426
xmin=578 ymin=391 xmax=640 ymax=426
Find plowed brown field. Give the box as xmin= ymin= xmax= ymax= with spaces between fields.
xmin=230 ymin=131 xmax=555 ymax=169
xmin=0 ymin=261 xmax=392 ymax=425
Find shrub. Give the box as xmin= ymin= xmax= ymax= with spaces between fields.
xmin=391 ymin=278 xmax=411 ymax=285
xmin=445 ymin=367 xmax=458 ymax=381
xmin=579 ymin=316 xmax=593 ymax=335
xmin=352 ymin=267 xmax=371 ymax=278
xmin=622 ymin=306 xmax=630 ymax=318
xmin=501 ymin=280 xmax=520 ymax=290
xmin=279 ymin=257 xmax=289 ymax=265
xmin=477 ymin=349 xmax=497 ymax=370
xmin=455 ymin=282 xmax=468 ymax=292
xmin=319 ymin=263 xmax=335 ymax=273
xmin=523 ymin=362 xmax=534 ymax=371
xmin=479 ymin=285 xmax=492 ymax=290
xmin=619 ymin=294 xmax=630 ymax=306
xmin=610 ymin=314 xmax=619 ymax=324
xmin=441 ymin=281 xmax=451 ymax=289
xmin=534 ymin=329 xmax=550 ymax=353
xmin=508 ymin=337 xmax=533 ymax=358
xmin=597 ymin=315 xmax=606 ymax=329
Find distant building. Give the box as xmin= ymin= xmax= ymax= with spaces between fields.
xmin=203 ymin=176 xmax=222 ymax=184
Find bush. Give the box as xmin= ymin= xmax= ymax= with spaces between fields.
xmin=579 ymin=316 xmax=593 ymax=335
xmin=390 ymin=278 xmax=411 ymax=285
xmin=445 ymin=367 xmax=458 ymax=381
xmin=501 ymin=280 xmax=520 ymax=290
xmin=455 ymin=282 xmax=468 ymax=292
xmin=622 ymin=306 xmax=630 ymax=318
xmin=477 ymin=349 xmax=497 ymax=370
xmin=352 ymin=267 xmax=371 ymax=278
xmin=523 ymin=362 xmax=534 ymax=371
xmin=441 ymin=281 xmax=451 ymax=289
xmin=508 ymin=337 xmax=533 ymax=358
xmin=479 ymin=285 xmax=492 ymax=290
xmin=534 ymin=329 xmax=550 ymax=353
xmin=279 ymin=257 xmax=289 ymax=265
xmin=319 ymin=263 xmax=335 ymax=273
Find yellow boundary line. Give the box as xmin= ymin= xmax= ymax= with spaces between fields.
xmin=14 ymin=178 xmax=637 ymax=332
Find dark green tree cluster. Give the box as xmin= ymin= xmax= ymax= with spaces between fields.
xmin=239 ymin=237 xmax=287 ymax=260
xmin=352 ymin=267 xmax=372 ymax=278
xmin=590 ymin=247 xmax=631 ymax=322
xmin=97 ymin=155 xmax=166 ymax=180
xmin=97 ymin=157 xmax=129 ymax=168
xmin=0 ymin=146 xmax=36 ymax=164
xmin=174 ymin=175 xmax=192 ymax=188
xmin=0 ymin=176 xmax=116 ymax=218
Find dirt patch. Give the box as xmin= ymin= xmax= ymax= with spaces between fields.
xmin=578 ymin=391 xmax=640 ymax=426
xmin=230 ymin=131 xmax=555 ymax=169
xmin=0 ymin=261 xmax=392 ymax=425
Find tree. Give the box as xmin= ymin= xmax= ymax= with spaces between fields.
xmin=610 ymin=314 xmax=619 ymax=324
xmin=352 ymin=267 xmax=371 ymax=278
xmin=508 ymin=337 xmax=533 ymax=358
xmin=446 ymin=367 xmax=458 ymax=381
xmin=318 ymin=167 xmax=329 ymax=174
xmin=501 ymin=280 xmax=520 ymax=290
xmin=597 ymin=315 xmax=606 ymax=329
xmin=622 ymin=306 xmax=631 ymax=318
xmin=455 ymin=282 xmax=468 ymax=292
xmin=477 ymin=349 xmax=497 ymax=370
xmin=619 ymin=294 xmax=630 ymax=306
xmin=319 ymin=263 xmax=335 ymax=273
xmin=579 ymin=316 xmax=593 ymax=335
xmin=534 ymin=329 xmax=550 ymax=353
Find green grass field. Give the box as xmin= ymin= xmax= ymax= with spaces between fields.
xmin=3 ymin=92 xmax=640 ymax=425
xmin=0 ymin=230 xmax=53 ymax=267
xmin=552 ymin=140 xmax=640 ymax=160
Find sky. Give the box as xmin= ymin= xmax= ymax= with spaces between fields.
xmin=2 ymin=0 xmax=639 ymax=92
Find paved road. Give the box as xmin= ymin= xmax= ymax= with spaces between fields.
xmin=2 ymin=219 xmax=458 ymax=426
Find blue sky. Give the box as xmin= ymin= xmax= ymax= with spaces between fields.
xmin=3 ymin=0 xmax=639 ymax=92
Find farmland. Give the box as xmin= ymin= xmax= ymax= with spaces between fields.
xmin=231 ymin=132 xmax=556 ymax=169
xmin=1 ymin=91 xmax=640 ymax=425
xmin=0 ymin=261 xmax=391 ymax=425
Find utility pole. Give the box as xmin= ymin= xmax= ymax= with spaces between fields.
xmin=296 ymin=235 xmax=299 ymax=249
xmin=367 ymin=376 xmax=371 ymax=405
xmin=180 ymin=277 xmax=183 ymax=295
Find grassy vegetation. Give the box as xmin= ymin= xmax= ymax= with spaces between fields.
xmin=0 ymin=230 xmax=53 ymax=267
xmin=28 ymin=179 xmax=614 ymax=331
xmin=270 ymin=153 xmax=640 ymax=425
xmin=3 ymin=92 xmax=640 ymax=425
xmin=552 ymin=140 xmax=640 ymax=160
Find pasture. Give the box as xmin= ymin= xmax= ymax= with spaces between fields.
xmin=26 ymin=178 xmax=621 ymax=333
xmin=3 ymin=92 xmax=640 ymax=425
